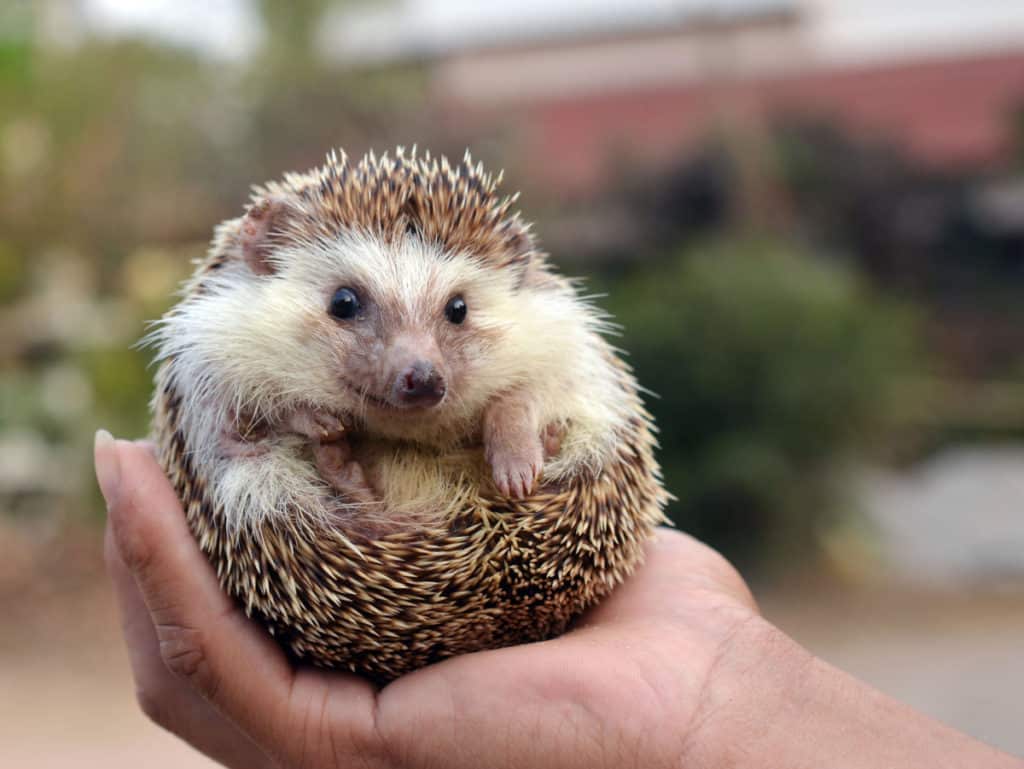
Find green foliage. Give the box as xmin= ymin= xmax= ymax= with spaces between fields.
xmin=605 ymin=236 xmax=923 ymax=568
xmin=0 ymin=36 xmax=31 ymax=92
xmin=0 ymin=240 xmax=27 ymax=302
xmin=77 ymin=346 xmax=154 ymax=440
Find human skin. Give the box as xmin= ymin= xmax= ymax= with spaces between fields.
xmin=95 ymin=431 xmax=1023 ymax=769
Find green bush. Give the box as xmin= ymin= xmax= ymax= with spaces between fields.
xmin=603 ymin=236 xmax=923 ymax=569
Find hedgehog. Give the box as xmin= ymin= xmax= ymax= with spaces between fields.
xmin=148 ymin=147 xmax=668 ymax=681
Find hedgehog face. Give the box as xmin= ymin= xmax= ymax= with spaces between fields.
xmin=324 ymin=282 xmax=452 ymax=412
xmin=275 ymin=229 xmax=523 ymax=442
xmin=154 ymin=149 xmax=589 ymax=450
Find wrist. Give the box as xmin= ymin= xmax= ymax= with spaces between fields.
xmin=686 ymin=615 xmax=1023 ymax=769
xmin=682 ymin=614 xmax=810 ymax=768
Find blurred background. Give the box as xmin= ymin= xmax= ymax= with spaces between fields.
xmin=1 ymin=0 xmax=1022 ymax=765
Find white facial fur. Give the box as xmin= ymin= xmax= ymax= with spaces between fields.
xmin=151 ymin=228 xmax=634 ymax=531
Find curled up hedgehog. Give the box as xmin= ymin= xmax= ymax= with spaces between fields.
xmin=148 ymin=148 xmax=668 ymax=681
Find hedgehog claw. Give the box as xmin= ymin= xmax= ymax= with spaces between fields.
xmin=287 ymin=408 xmax=347 ymax=443
xmin=489 ymin=446 xmax=543 ymax=500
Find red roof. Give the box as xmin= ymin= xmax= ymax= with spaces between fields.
xmin=442 ymin=50 xmax=1024 ymax=194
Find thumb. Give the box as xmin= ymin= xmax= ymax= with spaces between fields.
xmin=94 ymin=431 xmax=296 ymax=748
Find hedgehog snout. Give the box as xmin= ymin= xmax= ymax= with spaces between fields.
xmin=392 ymin=360 xmax=446 ymax=408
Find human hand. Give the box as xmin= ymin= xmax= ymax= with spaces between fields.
xmin=96 ymin=431 xmax=1022 ymax=769
xmin=96 ymin=430 xmax=766 ymax=768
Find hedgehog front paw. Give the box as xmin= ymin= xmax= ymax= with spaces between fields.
xmin=286 ymin=408 xmax=347 ymax=443
xmin=542 ymin=422 xmax=566 ymax=459
xmin=313 ymin=440 xmax=377 ymax=505
xmin=220 ymin=408 xmax=270 ymax=457
xmin=488 ymin=443 xmax=543 ymax=500
xmin=220 ymin=430 xmax=270 ymax=458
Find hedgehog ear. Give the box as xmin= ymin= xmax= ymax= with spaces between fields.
xmin=503 ymin=220 xmax=547 ymax=288
xmin=501 ymin=219 xmax=535 ymax=269
xmin=239 ymin=197 xmax=295 ymax=276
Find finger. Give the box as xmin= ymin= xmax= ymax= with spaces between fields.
xmin=104 ymin=522 xmax=275 ymax=769
xmin=134 ymin=438 xmax=158 ymax=457
xmin=579 ymin=528 xmax=759 ymax=629
xmin=96 ymin=432 xmax=298 ymax=747
xmin=97 ymin=432 xmax=385 ymax=768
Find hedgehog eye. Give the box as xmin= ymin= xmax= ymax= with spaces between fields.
xmin=329 ymin=287 xmax=361 ymax=320
xmin=444 ymin=295 xmax=467 ymax=325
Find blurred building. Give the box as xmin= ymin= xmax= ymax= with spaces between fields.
xmin=327 ymin=0 xmax=1024 ymax=195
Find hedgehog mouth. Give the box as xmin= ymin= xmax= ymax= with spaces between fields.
xmin=339 ymin=380 xmax=393 ymax=410
xmin=339 ymin=379 xmax=445 ymax=413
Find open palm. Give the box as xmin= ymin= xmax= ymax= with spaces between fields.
xmin=99 ymin=435 xmax=764 ymax=769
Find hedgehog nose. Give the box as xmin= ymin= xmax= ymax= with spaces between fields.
xmin=394 ymin=361 xmax=446 ymax=408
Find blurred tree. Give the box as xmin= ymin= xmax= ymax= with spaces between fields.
xmin=1012 ymin=104 xmax=1024 ymax=171
xmin=256 ymin=0 xmax=334 ymax=76
xmin=242 ymin=0 xmax=429 ymax=184
xmin=773 ymin=120 xmax=1024 ymax=379
xmin=605 ymin=236 xmax=923 ymax=569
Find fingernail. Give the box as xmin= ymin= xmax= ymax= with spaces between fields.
xmin=94 ymin=429 xmax=122 ymax=508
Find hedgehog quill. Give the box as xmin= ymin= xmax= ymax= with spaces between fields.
xmin=148 ymin=148 xmax=668 ymax=681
